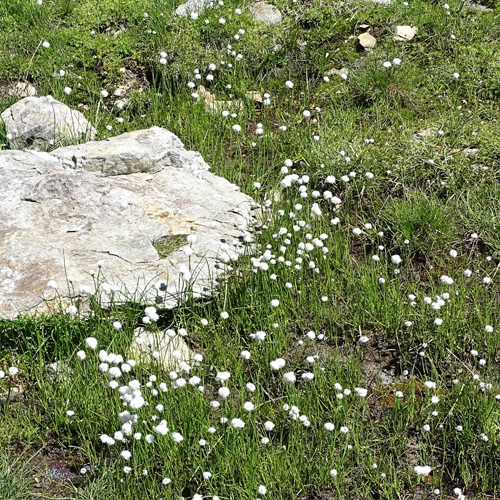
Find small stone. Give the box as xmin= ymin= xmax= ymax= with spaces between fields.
xmin=358 ymin=32 xmax=377 ymax=51
xmin=246 ymin=91 xmax=263 ymax=103
xmin=324 ymin=68 xmax=349 ymax=77
xmin=130 ymin=327 xmax=195 ymax=370
xmin=175 ymin=0 xmax=213 ymax=17
xmin=1 ymin=96 xmax=96 ymax=149
xmin=393 ymin=25 xmax=418 ymax=42
xmin=8 ymin=82 xmax=37 ymax=98
xmin=197 ymin=86 xmax=243 ymax=114
xmin=248 ymin=1 xmax=282 ymax=26
xmin=46 ymin=362 xmax=73 ymax=382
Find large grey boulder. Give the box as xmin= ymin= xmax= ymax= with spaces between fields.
xmin=1 ymin=96 xmax=96 ymax=150
xmin=249 ymin=2 xmax=282 ymax=26
xmin=0 ymin=127 xmax=256 ymax=320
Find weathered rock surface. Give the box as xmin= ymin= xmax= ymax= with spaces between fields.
xmin=1 ymin=96 xmax=97 ymax=150
xmin=358 ymin=32 xmax=377 ymax=51
xmin=464 ymin=1 xmax=494 ymax=11
xmin=130 ymin=327 xmax=194 ymax=370
xmin=197 ymin=85 xmax=244 ymax=115
xmin=8 ymin=81 xmax=38 ymax=98
xmin=175 ymin=0 xmax=214 ymax=16
xmin=249 ymin=1 xmax=282 ymax=25
xmin=393 ymin=25 xmax=418 ymax=42
xmin=0 ymin=127 xmax=256 ymax=320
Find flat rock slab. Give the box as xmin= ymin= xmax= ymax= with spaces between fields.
xmin=1 ymin=96 xmax=96 ymax=150
xmin=0 ymin=127 xmax=256 ymax=320
xmin=249 ymin=2 xmax=282 ymax=25
xmin=393 ymin=25 xmax=418 ymax=42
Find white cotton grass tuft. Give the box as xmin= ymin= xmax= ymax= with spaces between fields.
xmin=414 ymin=465 xmax=432 ymax=476
xmin=85 ymin=337 xmax=98 ymax=350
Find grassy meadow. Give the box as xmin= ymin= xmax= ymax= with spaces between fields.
xmin=1 ymin=0 xmax=500 ymax=498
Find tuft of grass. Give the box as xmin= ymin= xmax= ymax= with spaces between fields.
xmin=152 ymin=234 xmax=188 ymax=259
xmin=0 ymin=451 xmax=37 ymax=500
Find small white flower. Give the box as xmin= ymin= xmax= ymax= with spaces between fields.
xmin=258 ymin=485 xmax=267 ymax=495
xmin=355 ymin=387 xmax=368 ymax=397
xmin=270 ymin=358 xmax=286 ymax=370
xmin=414 ymin=465 xmax=431 ymax=476
xmin=64 ymin=87 xmax=72 ymax=95
xmin=271 ymin=299 xmax=280 ymax=307
xmin=231 ymin=418 xmax=245 ymax=428
xmin=215 ymin=371 xmax=231 ymax=383
xmin=283 ymin=371 xmax=296 ymax=383
xmin=391 ymin=255 xmax=402 ymax=265
xmin=264 ymin=421 xmax=275 ymax=431
xmin=85 ymin=337 xmax=98 ymax=350
xmin=120 ymin=450 xmax=132 ymax=460
xmin=440 ymin=275 xmax=454 ymax=285
xmin=453 ymin=72 xmax=460 ymax=79
xmin=171 ymin=432 xmax=184 ymax=443
xmin=218 ymin=387 xmax=231 ymax=399
xmin=42 ymin=41 xmax=50 ymax=48
xmin=76 ymin=350 xmax=86 ymax=361
xmin=383 ymin=61 xmax=392 ymax=68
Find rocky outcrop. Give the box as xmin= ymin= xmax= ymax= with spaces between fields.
xmin=0 ymin=127 xmax=256 ymax=319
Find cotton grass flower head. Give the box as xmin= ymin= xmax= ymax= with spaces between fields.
xmin=215 ymin=371 xmax=231 ymax=383
xmin=414 ymin=465 xmax=432 ymax=476
xmin=391 ymin=255 xmax=402 ymax=265
xmin=270 ymin=358 xmax=286 ymax=370
xmin=85 ymin=337 xmax=98 ymax=350
xmin=231 ymin=418 xmax=245 ymax=429
xmin=218 ymin=387 xmax=230 ymax=399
